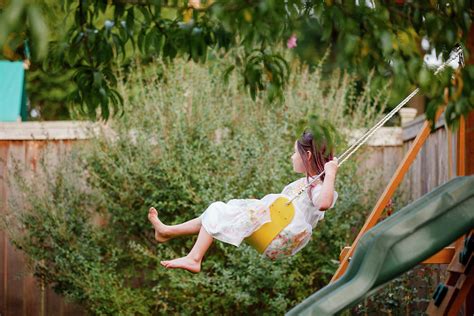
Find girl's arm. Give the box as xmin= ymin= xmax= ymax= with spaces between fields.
xmin=314 ymin=158 xmax=338 ymax=211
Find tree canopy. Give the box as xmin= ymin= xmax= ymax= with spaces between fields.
xmin=0 ymin=0 xmax=472 ymax=126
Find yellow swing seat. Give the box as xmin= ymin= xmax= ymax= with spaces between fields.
xmin=245 ymin=197 xmax=295 ymax=253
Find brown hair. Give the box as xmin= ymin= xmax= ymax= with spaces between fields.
xmin=296 ymin=130 xmax=334 ymax=182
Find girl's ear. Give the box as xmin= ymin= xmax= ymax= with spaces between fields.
xmin=306 ymin=151 xmax=312 ymax=161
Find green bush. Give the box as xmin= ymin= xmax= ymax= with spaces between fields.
xmin=5 ymin=58 xmax=392 ymax=315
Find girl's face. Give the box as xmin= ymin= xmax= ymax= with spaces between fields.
xmin=292 ymin=141 xmax=308 ymax=174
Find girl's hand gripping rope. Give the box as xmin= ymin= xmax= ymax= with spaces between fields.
xmin=324 ymin=157 xmax=339 ymax=177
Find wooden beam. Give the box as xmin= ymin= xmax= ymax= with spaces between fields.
xmin=447 ymin=274 xmax=474 ymax=316
xmin=339 ymin=246 xmax=456 ymax=264
xmin=427 ymin=21 xmax=474 ymax=316
xmin=331 ymin=107 xmax=445 ymax=282
xmin=0 ymin=121 xmax=108 ymax=140
xmin=426 ymin=233 xmax=473 ymax=316
xmin=457 ymin=116 xmax=466 ymax=177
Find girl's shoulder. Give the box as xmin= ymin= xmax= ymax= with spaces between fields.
xmin=287 ymin=177 xmax=307 ymax=188
xmin=281 ymin=177 xmax=307 ymax=195
xmin=284 ymin=176 xmax=322 ymax=190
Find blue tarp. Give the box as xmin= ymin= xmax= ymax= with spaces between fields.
xmin=0 ymin=61 xmax=27 ymax=122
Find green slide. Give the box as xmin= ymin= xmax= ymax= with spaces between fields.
xmin=0 ymin=61 xmax=27 ymax=122
xmin=287 ymin=176 xmax=474 ymax=316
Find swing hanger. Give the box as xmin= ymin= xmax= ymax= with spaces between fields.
xmin=286 ymin=44 xmax=465 ymax=205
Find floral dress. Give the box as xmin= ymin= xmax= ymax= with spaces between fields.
xmin=200 ymin=177 xmax=338 ymax=259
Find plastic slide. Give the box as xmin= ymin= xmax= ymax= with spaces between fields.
xmin=287 ymin=176 xmax=474 ymax=316
xmin=0 ymin=61 xmax=27 ymax=122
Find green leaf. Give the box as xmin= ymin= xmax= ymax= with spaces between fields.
xmin=380 ymin=31 xmax=393 ymax=55
xmin=126 ymin=9 xmax=135 ymax=33
xmin=144 ymin=31 xmax=154 ymax=55
xmin=27 ymin=5 xmax=49 ymax=59
xmin=223 ymin=65 xmax=235 ymax=84
xmin=418 ymin=67 xmax=431 ymax=91
xmin=137 ymin=28 xmax=146 ymax=54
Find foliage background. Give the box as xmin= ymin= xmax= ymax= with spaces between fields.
xmin=1 ymin=1 xmax=472 ymax=125
xmin=4 ymin=58 xmax=435 ymax=315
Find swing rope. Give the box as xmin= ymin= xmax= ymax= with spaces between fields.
xmin=287 ymin=45 xmax=464 ymax=205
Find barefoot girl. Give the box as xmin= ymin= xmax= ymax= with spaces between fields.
xmin=148 ymin=130 xmax=338 ymax=273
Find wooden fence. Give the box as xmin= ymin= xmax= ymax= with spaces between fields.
xmin=0 ymin=118 xmax=459 ymax=315
xmin=401 ymin=114 xmax=458 ymax=201
xmin=0 ymin=121 xmax=98 ymax=316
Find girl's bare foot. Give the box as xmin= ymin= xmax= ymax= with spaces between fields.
xmin=148 ymin=207 xmax=171 ymax=242
xmin=160 ymin=256 xmax=201 ymax=273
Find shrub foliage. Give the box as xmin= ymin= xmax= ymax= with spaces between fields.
xmin=5 ymin=59 xmax=396 ymax=315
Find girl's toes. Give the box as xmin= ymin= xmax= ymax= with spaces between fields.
xmin=149 ymin=207 xmax=158 ymax=217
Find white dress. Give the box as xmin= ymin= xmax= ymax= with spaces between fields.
xmin=200 ymin=177 xmax=338 ymax=260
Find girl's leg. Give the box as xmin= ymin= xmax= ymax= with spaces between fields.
xmin=160 ymin=226 xmax=213 ymax=273
xmin=148 ymin=207 xmax=201 ymax=242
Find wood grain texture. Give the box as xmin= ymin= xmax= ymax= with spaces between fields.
xmin=0 ymin=139 xmax=85 ymax=316
xmin=0 ymin=141 xmax=9 ymax=315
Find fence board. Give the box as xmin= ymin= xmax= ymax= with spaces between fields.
xmin=427 ymin=135 xmax=436 ymax=192
xmin=438 ymin=129 xmax=448 ymax=184
xmin=401 ymin=116 xmax=454 ymax=201
xmin=6 ymin=142 xmax=26 ymax=316
xmin=6 ymin=242 xmax=24 ymax=316
xmin=22 ymin=141 xmax=42 ymax=316
xmin=0 ymin=133 xmax=86 ymax=316
xmin=0 ymin=141 xmax=8 ymax=314
xmin=46 ymin=290 xmax=63 ymax=316
xmin=382 ymin=146 xmax=403 ymax=188
xmin=23 ymin=274 xmax=41 ymax=316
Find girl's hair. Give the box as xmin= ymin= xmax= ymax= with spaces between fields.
xmin=296 ymin=130 xmax=334 ymax=182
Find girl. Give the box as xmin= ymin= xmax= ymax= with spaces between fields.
xmin=148 ymin=130 xmax=338 ymax=273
